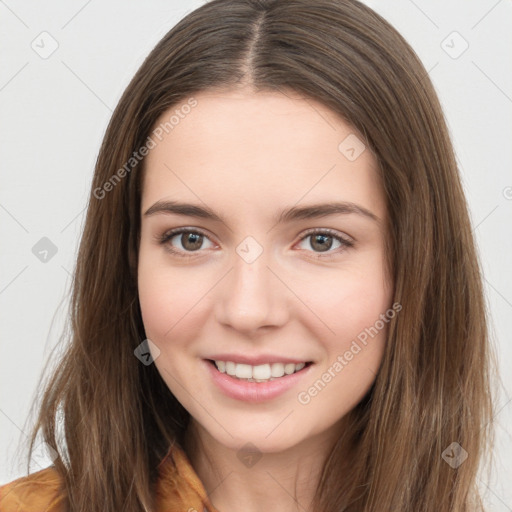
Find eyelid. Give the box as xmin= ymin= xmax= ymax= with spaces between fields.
xmin=155 ymin=226 xmax=354 ymax=258
xmin=293 ymin=227 xmax=354 ymax=259
xmin=298 ymin=227 xmax=354 ymax=244
xmin=154 ymin=226 xmax=215 ymax=256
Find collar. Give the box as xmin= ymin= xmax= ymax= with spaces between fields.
xmin=155 ymin=441 xmax=221 ymax=512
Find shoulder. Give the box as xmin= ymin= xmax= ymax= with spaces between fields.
xmin=0 ymin=466 xmax=66 ymax=512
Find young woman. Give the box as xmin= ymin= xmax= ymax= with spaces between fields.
xmin=0 ymin=0 xmax=496 ymax=511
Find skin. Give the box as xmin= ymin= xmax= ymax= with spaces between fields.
xmin=138 ymin=88 xmax=393 ymax=512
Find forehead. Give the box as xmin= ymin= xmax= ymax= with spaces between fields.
xmin=148 ymin=88 xmax=361 ymax=158
xmin=141 ymin=89 xmax=385 ymax=222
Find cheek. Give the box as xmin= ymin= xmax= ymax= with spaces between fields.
xmin=138 ymin=249 xmax=181 ymax=341
xmin=138 ymin=275 xmax=190 ymax=344
xmin=137 ymin=250 xmax=214 ymax=349
xmin=305 ymin=257 xmax=392 ymax=344
xmin=138 ymin=285 xmax=169 ymax=341
xmin=297 ymin=277 xmax=392 ymax=418
xmin=138 ymin=238 xmax=190 ymax=334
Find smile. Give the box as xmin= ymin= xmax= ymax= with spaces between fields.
xmin=204 ymin=359 xmax=314 ymax=403
xmin=212 ymin=360 xmax=310 ymax=382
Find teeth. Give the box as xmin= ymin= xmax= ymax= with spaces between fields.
xmin=253 ymin=364 xmax=271 ymax=380
xmin=271 ymin=363 xmax=285 ymax=377
xmin=284 ymin=363 xmax=296 ymax=375
xmin=214 ymin=360 xmax=307 ymax=381
xmin=225 ymin=361 xmax=236 ymax=375
xmin=235 ymin=363 xmax=253 ymax=379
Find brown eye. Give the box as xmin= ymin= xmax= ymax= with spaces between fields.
xmin=309 ymin=233 xmax=334 ymax=252
xmin=179 ymin=232 xmax=204 ymax=251
xmin=296 ymin=229 xmax=354 ymax=257
xmin=157 ymin=228 xmax=215 ymax=257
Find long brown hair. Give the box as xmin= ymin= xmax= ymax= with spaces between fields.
xmin=23 ymin=0 xmax=496 ymax=510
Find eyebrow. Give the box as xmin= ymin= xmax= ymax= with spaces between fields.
xmin=143 ymin=200 xmax=379 ymax=225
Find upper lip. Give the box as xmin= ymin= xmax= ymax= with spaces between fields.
xmin=205 ymin=354 xmax=312 ymax=365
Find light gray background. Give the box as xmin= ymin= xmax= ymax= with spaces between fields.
xmin=1 ymin=0 xmax=511 ymax=509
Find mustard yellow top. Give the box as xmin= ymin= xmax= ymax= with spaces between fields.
xmin=0 ymin=442 xmax=220 ymax=512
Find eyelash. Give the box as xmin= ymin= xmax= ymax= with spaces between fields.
xmin=155 ymin=227 xmax=354 ymax=259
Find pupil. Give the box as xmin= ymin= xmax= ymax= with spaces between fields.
xmin=312 ymin=234 xmax=332 ymax=252
xmin=183 ymin=233 xmax=202 ymax=251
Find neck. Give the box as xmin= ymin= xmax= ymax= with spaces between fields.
xmin=183 ymin=420 xmax=347 ymax=512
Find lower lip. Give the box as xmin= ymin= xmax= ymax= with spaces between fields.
xmin=203 ymin=359 xmax=313 ymax=403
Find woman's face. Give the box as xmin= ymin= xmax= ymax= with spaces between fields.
xmin=138 ymin=88 xmax=393 ymax=453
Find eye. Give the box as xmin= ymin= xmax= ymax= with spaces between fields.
xmin=155 ymin=227 xmax=354 ymax=259
xmin=296 ymin=228 xmax=354 ymax=258
xmin=156 ymin=228 xmax=215 ymax=257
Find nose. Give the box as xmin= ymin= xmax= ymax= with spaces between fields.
xmin=214 ymin=246 xmax=289 ymax=335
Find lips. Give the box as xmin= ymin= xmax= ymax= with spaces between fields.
xmin=210 ymin=360 xmax=311 ymax=381
xmin=204 ymin=358 xmax=313 ymax=403
xmin=204 ymin=353 xmax=312 ymax=366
